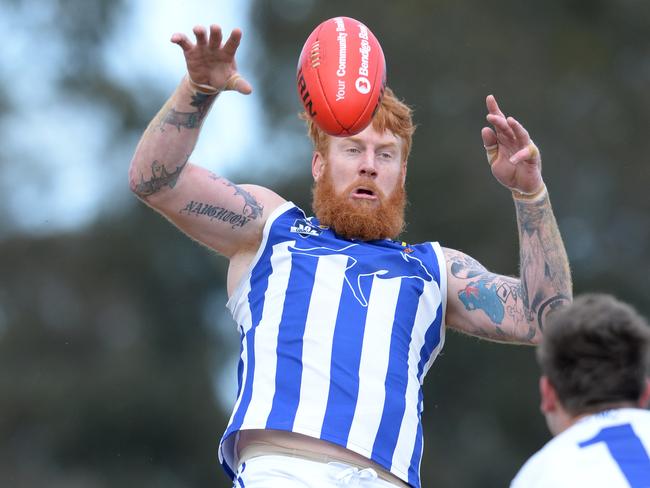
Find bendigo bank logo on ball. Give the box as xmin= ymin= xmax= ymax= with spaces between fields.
xmin=296 ymin=16 xmax=386 ymax=136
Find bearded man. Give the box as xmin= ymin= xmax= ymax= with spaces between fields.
xmin=129 ymin=24 xmax=572 ymax=488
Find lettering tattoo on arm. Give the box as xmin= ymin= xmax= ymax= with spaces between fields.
xmin=179 ymin=175 xmax=265 ymax=229
xmin=160 ymin=92 xmax=216 ymax=132
xmin=180 ymin=200 xmax=254 ymax=229
xmin=133 ymin=154 xmax=189 ymax=197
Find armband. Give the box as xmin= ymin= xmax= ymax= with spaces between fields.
xmin=186 ymin=74 xmax=243 ymax=96
xmin=511 ymin=184 xmax=547 ymax=202
xmin=187 ymin=75 xmax=221 ymax=95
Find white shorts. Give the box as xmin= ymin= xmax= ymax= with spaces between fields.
xmin=233 ymin=454 xmax=405 ymax=487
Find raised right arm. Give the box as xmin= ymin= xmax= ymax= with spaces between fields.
xmin=128 ymin=25 xmax=285 ymax=258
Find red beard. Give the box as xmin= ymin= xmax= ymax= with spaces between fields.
xmin=312 ymin=166 xmax=407 ymax=241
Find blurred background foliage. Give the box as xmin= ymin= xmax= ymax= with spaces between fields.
xmin=1 ymin=0 xmax=648 ymax=486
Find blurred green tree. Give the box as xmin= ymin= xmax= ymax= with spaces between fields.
xmin=0 ymin=206 xmax=232 ymax=487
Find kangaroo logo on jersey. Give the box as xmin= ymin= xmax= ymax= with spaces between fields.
xmin=290 ymin=218 xmax=322 ymax=237
xmin=288 ymin=243 xmax=433 ymax=306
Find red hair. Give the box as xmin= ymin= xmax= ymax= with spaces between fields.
xmin=302 ymin=86 xmax=416 ymax=162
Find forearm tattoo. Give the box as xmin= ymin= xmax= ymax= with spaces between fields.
xmin=179 ymin=175 xmax=264 ymax=229
xmin=515 ymin=194 xmax=572 ymax=330
xmin=133 ymin=91 xmax=217 ymax=197
xmin=133 ymin=155 xmax=189 ymax=197
xmin=160 ymin=92 xmax=215 ymax=131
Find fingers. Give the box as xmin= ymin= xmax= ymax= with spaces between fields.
xmin=171 ymin=25 xmax=214 ymax=51
xmin=508 ymin=116 xmax=530 ymax=144
xmin=174 ymin=24 xmax=242 ymax=58
xmin=226 ymin=74 xmax=253 ymax=95
xmin=193 ymin=25 xmax=208 ymax=45
xmin=208 ymin=24 xmax=223 ymax=50
xmin=222 ymin=28 xmax=243 ymax=57
xmin=170 ymin=33 xmax=193 ymax=52
xmin=193 ymin=24 xmax=241 ymax=56
xmin=510 ymin=142 xmax=540 ymax=165
xmin=172 ymin=24 xmax=249 ymax=94
xmin=487 ymin=112 xmax=516 ymax=142
xmin=483 ymin=95 xmax=540 ymax=165
xmin=485 ymin=97 xmax=533 ymax=145
xmin=237 ymin=79 xmax=253 ymax=95
xmin=481 ymin=128 xmax=498 ymax=165
xmin=486 ymin=94 xmax=505 ymax=118
xmin=481 ymin=126 xmax=497 ymax=147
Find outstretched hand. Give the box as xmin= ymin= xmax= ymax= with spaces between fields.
xmin=171 ymin=24 xmax=253 ymax=95
xmin=481 ymin=95 xmax=543 ymax=196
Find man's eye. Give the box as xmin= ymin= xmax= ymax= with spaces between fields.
xmin=379 ymin=152 xmax=393 ymax=159
xmin=346 ymin=147 xmax=361 ymax=154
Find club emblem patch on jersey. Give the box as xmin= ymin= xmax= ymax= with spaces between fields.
xmin=290 ymin=219 xmax=322 ymax=237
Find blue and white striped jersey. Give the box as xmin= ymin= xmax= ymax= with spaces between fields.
xmin=219 ymin=202 xmax=447 ymax=488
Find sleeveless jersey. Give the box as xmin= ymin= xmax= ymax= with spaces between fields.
xmin=219 ymin=202 xmax=448 ymax=488
xmin=511 ymin=408 xmax=650 ymax=487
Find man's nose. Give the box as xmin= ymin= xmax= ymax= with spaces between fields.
xmin=358 ymin=151 xmax=378 ymax=177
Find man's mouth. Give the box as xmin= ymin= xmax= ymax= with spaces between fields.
xmin=351 ymin=187 xmax=378 ymax=200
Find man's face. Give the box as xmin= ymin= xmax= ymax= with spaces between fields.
xmin=311 ymin=125 xmax=407 ymax=241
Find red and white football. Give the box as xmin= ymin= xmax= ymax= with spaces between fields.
xmin=296 ymin=16 xmax=386 ymax=136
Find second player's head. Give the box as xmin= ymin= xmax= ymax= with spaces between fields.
xmin=537 ymin=293 xmax=650 ymax=433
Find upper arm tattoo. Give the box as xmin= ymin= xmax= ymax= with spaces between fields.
xmin=449 ymin=251 xmax=534 ymax=342
xmin=450 ymin=253 xmax=488 ymax=279
xmin=215 ymin=176 xmax=264 ymax=220
xmin=178 ymin=175 xmax=265 ymax=230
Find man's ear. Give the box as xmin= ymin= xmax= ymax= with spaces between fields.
xmin=539 ymin=376 xmax=559 ymax=414
xmin=312 ymin=152 xmax=325 ymax=181
xmin=401 ymin=160 xmax=408 ymax=186
xmin=639 ymin=378 xmax=650 ymax=408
